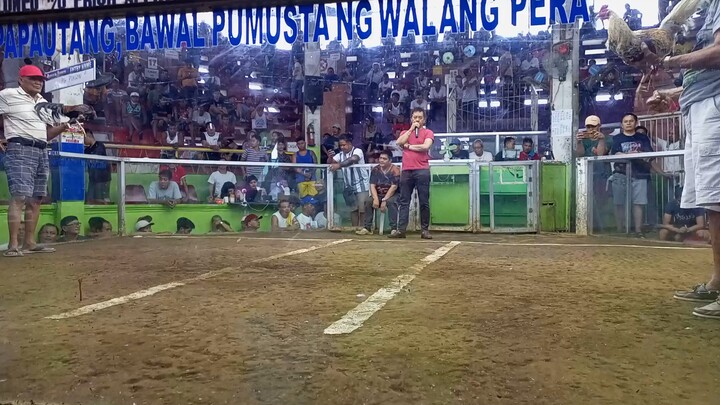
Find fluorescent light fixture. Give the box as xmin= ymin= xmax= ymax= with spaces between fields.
xmin=372 ymin=106 xmax=384 ymax=113
xmin=250 ymin=71 xmax=260 ymax=78
xmin=614 ymin=93 xmax=624 ymax=100
xmin=346 ymin=55 xmax=358 ymax=62
xmin=490 ymin=101 xmax=500 ymax=107
xmin=595 ymin=94 xmax=611 ymax=102
xmin=198 ymin=78 xmax=205 ymax=84
xmin=387 ymin=72 xmax=396 ymax=79
xmin=198 ymin=65 xmax=209 ymax=74
xmin=495 ymin=77 xmax=500 ymax=84
xmin=524 ymin=98 xmax=550 ymax=105
xmin=479 ymin=101 xmax=488 ymax=108
xmin=266 ymin=107 xmax=280 ymax=113
xmin=400 ymin=52 xmax=412 ymax=58
xmin=582 ymin=39 xmax=606 ymax=46
xmin=249 ymin=82 xmax=263 ymax=91
xmin=584 ymin=49 xmax=606 ymax=56
xmin=426 ymin=104 xmax=431 ymax=110
xmin=594 ymin=58 xmax=608 ymax=65
xmin=401 ymin=62 xmax=410 ymax=67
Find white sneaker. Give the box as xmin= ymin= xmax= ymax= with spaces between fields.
xmin=355 ymin=228 xmax=371 ymax=235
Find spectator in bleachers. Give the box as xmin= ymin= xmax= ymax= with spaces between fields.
xmin=415 ymin=71 xmax=431 ymax=94
xmin=470 ymin=140 xmax=494 ymax=162
xmin=393 ymin=83 xmax=410 ymax=104
xmin=205 ymin=66 xmax=222 ymax=92
xmin=88 ymin=217 xmax=112 ymax=239
xmin=271 ymin=199 xmax=298 ymax=231
xmin=173 ymin=98 xmax=193 ymax=133
xmin=519 ymin=137 xmax=541 ymax=160
xmin=209 ymin=90 xmax=230 ymax=124
xmin=106 ymin=79 xmax=126 ymax=126
xmin=176 ymin=217 xmax=195 ymax=234
xmin=177 ymin=60 xmax=198 ymax=99
xmin=451 ymin=143 xmax=470 ymax=159
xmin=610 ymin=113 xmax=654 ymax=238
xmin=211 ymin=215 xmax=233 ymax=232
xmin=125 ymin=92 xmax=144 ymax=142
xmin=160 ymin=122 xmax=183 ymax=159
xmin=495 ymin=137 xmax=519 ymax=161
xmin=410 ymin=92 xmax=429 ymax=113
xmin=201 ymin=123 xmax=222 ymax=160
xmin=37 ymin=223 xmax=58 ymax=244
xmin=151 ymin=96 xmax=174 ymax=144
xmin=366 ymin=62 xmax=384 ymax=101
xmin=160 ymin=162 xmax=188 ymax=201
xmin=192 ymin=104 xmax=212 ymax=143
xmin=268 ymin=140 xmax=294 ymax=198
xmin=659 ymin=187 xmax=710 ymax=243
xmin=207 ymin=160 xmax=237 ymax=201
xmin=148 ymin=169 xmax=182 ymax=208
xmin=378 ymin=74 xmax=393 ymax=102
xmin=324 ymin=67 xmax=339 ymax=91
xmin=385 ymin=92 xmax=405 ymax=124
xmin=240 ymin=134 xmax=267 ymax=180
xmin=84 ymin=129 xmax=111 ymax=203
xmin=428 ymin=79 xmax=446 ymax=123
xmin=57 ymin=216 xmax=87 ymax=242
xmin=238 ymin=174 xmax=264 ymax=202
xmin=127 ymin=63 xmax=146 ymax=96
xmin=251 ymin=104 xmax=269 ymax=134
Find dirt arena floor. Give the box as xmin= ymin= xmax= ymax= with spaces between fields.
xmin=1 ymin=233 xmax=720 ymax=405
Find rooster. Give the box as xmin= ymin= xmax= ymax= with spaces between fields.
xmin=598 ymin=0 xmax=702 ymax=66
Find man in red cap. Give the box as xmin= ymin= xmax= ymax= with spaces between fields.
xmin=0 ymin=65 xmax=93 ymax=257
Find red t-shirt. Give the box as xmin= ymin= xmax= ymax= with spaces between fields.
xmin=402 ymin=128 xmax=434 ymax=170
xmin=161 ymin=165 xmax=187 ymax=184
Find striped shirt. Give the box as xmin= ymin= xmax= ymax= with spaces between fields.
xmin=241 ymin=147 xmax=268 ymax=177
xmin=0 ymin=87 xmax=50 ymax=141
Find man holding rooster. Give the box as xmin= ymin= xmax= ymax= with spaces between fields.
xmin=643 ymin=0 xmax=720 ymax=319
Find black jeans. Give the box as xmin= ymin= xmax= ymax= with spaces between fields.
xmin=398 ymin=169 xmax=431 ymax=232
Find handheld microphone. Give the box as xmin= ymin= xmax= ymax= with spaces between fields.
xmin=414 ymin=127 xmax=419 ymax=138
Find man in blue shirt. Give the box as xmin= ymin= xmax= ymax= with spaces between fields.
xmin=659 ymin=187 xmax=710 ymax=242
xmin=610 ymin=112 xmax=654 ymax=237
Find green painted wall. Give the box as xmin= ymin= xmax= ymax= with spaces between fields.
xmin=0 ymin=163 xmax=572 ymax=244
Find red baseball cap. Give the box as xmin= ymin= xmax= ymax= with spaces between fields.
xmin=242 ymin=214 xmax=262 ymax=225
xmin=19 ymin=65 xmax=45 ymax=79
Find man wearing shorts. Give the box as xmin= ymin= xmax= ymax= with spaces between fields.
xmin=610 ymin=113 xmax=653 ymax=238
xmin=661 ymin=0 xmax=720 ymax=318
xmin=0 ymin=65 xmax=87 ymax=257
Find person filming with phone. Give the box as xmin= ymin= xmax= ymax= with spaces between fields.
xmin=575 ymin=115 xmax=609 ymax=157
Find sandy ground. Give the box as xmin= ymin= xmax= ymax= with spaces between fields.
xmin=1 ymin=234 xmax=719 ymax=405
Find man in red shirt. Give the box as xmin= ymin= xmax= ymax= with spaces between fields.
xmin=389 ymin=107 xmax=435 ymax=239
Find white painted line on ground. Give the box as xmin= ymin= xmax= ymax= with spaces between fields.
xmin=324 ymin=241 xmax=461 ymax=335
xmin=218 ymin=235 xmax=706 ymax=251
xmin=45 ymin=239 xmax=352 ymax=320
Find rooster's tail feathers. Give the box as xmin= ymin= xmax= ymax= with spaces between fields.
xmin=660 ymin=0 xmax=702 ymax=30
